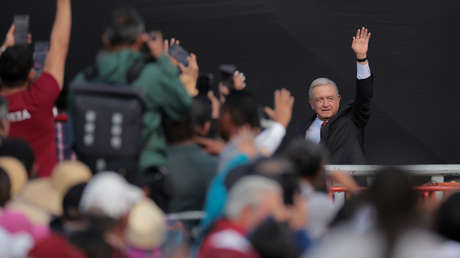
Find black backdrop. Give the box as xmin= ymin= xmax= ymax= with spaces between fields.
xmin=2 ymin=0 xmax=460 ymax=164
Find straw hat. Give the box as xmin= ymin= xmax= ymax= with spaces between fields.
xmin=125 ymin=198 xmax=167 ymax=250
xmin=0 ymin=157 xmax=28 ymax=197
xmin=20 ymin=161 xmax=92 ymax=216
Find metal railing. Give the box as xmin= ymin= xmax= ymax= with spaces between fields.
xmin=326 ymin=165 xmax=460 ymax=204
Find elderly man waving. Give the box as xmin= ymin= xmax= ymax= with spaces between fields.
xmin=305 ymin=27 xmax=373 ymax=164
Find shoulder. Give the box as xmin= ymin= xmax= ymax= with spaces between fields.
xmin=32 ymin=72 xmax=59 ymax=90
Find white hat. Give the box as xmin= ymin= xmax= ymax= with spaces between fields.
xmin=125 ymin=198 xmax=167 ymax=249
xmin=80 ymin=172 xmax=143 ymax=219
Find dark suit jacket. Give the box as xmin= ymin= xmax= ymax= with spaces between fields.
xmin=303 ymin=76 xmax=374 ymax=164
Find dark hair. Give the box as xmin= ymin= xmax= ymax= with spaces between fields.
xmin=63 ymin=183 xmax=87 ymax=221
xmin=249 ymin=217 xmax=298 ymax=258
xmin=0 ymin=167 xmax=11 ymax=206
xmin=69 ymin=228 xmax=113 ymax=258
xmin=105 ymin=8 xmax=145 ymax=47
xmin=221 ymin=90 xmax=260 ymax=128
xmin=192 ymin=96 xmax=212 ymax=127
xmin=284 ymin=138 xmax=327 ymax=179
xmin=164 ymin=114 xmax=195 ymax=145
xmin=368 ymin=167 xmax=418 ymax=258
xmin=0 ymin=46 xmax=34 ymax=88
xmin=255 ymin=158 xmax=300 ymax=205
xmin=196 ymin=73 xmax=214 ymax=97
xmin=0 ymin=138 xmax=35 ymax=177
xmin=436 ymin=192 xmax=460 ymax=242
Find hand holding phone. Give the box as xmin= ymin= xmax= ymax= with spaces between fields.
xmin=13 ymin=15 xmax=29 ymax=46
xmin=168 ymin=44 xmax=190 ymax=67
xmin=219 ymin=64 xmax=237 ymax=89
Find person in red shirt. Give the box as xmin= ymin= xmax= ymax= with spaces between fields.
xmin=198 ymin=176 xmax=285 ymax=258
xmin=0 ymin=0 xmax=72 ymax=177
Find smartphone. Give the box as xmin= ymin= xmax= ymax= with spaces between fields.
xmin=14 ymin=15 xmax=30 ymax=46
xmin=219 ymin=64 xmax=237 ymax=89
xmin=168 ymin=44 xmax=190 ymax=67
xmin=33 ymin=41 xmax=49 ymax=78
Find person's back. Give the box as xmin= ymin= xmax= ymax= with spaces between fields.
xmin=0 ymin=0 xmax=72 ymax=177
xmin=167 ymin=144 xmax=217 ymax=212
xmin=164 ymin=111 xmax=218 ymax=213
xmin=72 ymin=9 xmax=192 ymax=173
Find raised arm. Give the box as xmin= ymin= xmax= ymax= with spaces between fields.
xmin=44 ymin=0 xmax=72 ymax=89
xmin=351 ymin=27 xmax=373 ymax=128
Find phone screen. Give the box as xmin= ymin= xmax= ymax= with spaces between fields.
xmin=168 ymin=44 xmax=189 ymax=66
xmin=14 ymin=15 xmax=29 ymax=46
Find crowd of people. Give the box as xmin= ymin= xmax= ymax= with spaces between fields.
xmin=0 ymin=0 xmax=460 ymax=257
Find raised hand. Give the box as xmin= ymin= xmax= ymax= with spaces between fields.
xmin=352 ymin=27 xmax=371 ymax=59
xmin=179 ymin=53 xmax=199 ymax=81
xmin=233 ymin=71 xmax=246 ymax=90
xmin=2 ymin=25 xmax=16 ymax=49
xmin=264 ymin=88 xmax=295 ymax=128
xmin=2 ymin=24 xmax=32 ymax=50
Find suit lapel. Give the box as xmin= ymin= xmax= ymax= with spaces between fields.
xmin=320 ymin=107 xmax=345 ymax=143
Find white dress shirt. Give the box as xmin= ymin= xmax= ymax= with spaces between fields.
xmin=306 ymin=117 xmax=323 ymax=143
xmin=306 ymin=62 xmax=371 ymax=143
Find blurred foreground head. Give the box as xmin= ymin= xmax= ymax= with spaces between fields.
xmin=219 ymin=90 xmax=260 ymax=141
xmin=436 ymin=192 xmax=460 ymax=242
xmin=368 ymin=167 xmax=418 ymax=229
xmin=284 ymin=139 xmax=328 ymax=188
xmin=80 ymin=172 xmax=143 ymax=219
xmin=225 ymin=176 xmax=283 ymax=231
xmin=0 ymin=46 xmax=34 ymax=89
xmin=103 ymin=8 xmax=145 ymax=50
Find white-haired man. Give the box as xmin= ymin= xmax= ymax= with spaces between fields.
xmin=198 ymin=176 xmax=285 ymax=258
xmin=305 ymin=27 xmax=373 ymax=164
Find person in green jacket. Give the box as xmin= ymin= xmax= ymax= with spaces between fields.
xmin=71 ymin=9 xmax=197 ymax=208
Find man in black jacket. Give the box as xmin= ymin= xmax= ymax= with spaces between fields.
xmin=305 ymin=27 xmax=373 ymax=164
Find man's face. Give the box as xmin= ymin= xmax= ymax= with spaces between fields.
xmin=309 ymin=84 xmax=341 ymax=120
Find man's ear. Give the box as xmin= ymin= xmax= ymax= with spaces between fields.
xmin=102 ymin=34 xmax=111 ymax=50
xmin=337 ymin=95 xmax=341 ymax=104
xmin=308 ymin=98 xmax=315 ymax=109
xmin=0 ymin=118 xmax=9 ymax=137
xmin=202 ymin=121 xmax=211 ymax=136
xmin=195 ymin=121 xmax=212 ymax=137
xmin=27 ymin=69 xmax=35 ymax=83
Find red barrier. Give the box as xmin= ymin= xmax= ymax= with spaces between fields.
xmin=54 ymin=113 xmax=69 ymax=122
xmin=329 ymin=183 xmax=460 ymax=203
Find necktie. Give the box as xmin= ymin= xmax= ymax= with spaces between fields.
xmin=321 ymin=121 xmax=328 ymax=127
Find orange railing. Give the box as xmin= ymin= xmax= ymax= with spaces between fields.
xmin=329 ymin=182 xmax=460 ymax=203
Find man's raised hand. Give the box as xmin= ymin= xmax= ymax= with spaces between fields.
xmin=352 ymin=27 xmax=371 ymax=60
